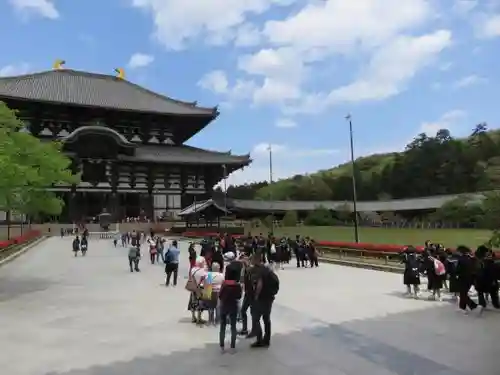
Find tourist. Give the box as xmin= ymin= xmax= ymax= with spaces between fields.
xmin=80 ymin=236 xmax=88 ymax=256
xmin=422 ymin=250 xmax=445 ymax=301
xmin=250 ymin=252 xmax=279 ymax=348
xmin=456 ymin=246 xmax=479 ymax=313
xmin=155 ymin=237 xmax=164 ymax=263
xmin=218 ymin=266 xmax=243 ymax=353
xmin=148 ymin=238 xmax=157 ymax=264
xmin=212 ymin=242 xmax=224 ymax=273
xmin=128 ymin=245 xmax=141 ymax=272
xmin=72 ymin=236 xmax=80 ymax=257
xmin=307 ymin=238 xmax=319 ymax=268
xmin=187 ymin=256 xmax=208 ymax=325
xmin=474 ymin=246 xmax=500 ymax=310
xmin=206 ymin=263 xmax=224 ymax=325
xmin=239 ymin=255 xmax=254 ymax=337
xmin=188 ymin=243 xmax=197 ymax=270
xmin=164 ymin=240 xmax=180 ymax=287
xmin=401 ymin=246 xmax=420 ymax=298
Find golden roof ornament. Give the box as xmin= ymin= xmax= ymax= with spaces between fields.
xmin=114 ymin=68 xmax=125 ymax=79
xmin=53 ymin=59 xmax=66 ymax=70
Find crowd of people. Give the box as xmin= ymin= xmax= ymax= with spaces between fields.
xmin=400 ymin=241 xmax=500 ymax=314
xmin=70 ymin=229 xmax=323 ymax=352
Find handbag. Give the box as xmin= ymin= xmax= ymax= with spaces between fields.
xmin=185 ymin=269 xmax=201 ymax=294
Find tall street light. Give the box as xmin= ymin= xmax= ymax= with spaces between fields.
xmin=345 ymin=114 xmax=360 ymax=243
xmin=268 ymin=144 xmax=274 ymax=234
xmin=222 ymin=164 xmax=228 ymax=216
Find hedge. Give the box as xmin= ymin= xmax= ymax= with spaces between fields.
xmin=0 ymin=230 xmax=42 ymax=250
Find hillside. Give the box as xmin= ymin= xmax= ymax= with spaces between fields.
xmin=224 ymin=124 xmax=500 ymax=202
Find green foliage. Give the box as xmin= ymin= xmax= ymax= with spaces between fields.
xmin=479 ymin=191 xmax=500 ymax=230
xmin=0 ymin=101 xmax=79 ymax=216
xmin=432 ymin=196 xmax=484 ymax=226
xmin=487 ymin=230 xmax=500 ymax=248
xmin=282 ymin=210 xmax=298 ymax=226
xmin=304 ymin=206 xmax=334 ymax=226
xmin=263 ymin=215 xmax=274 ymax=229
xmin=225 ymin=123 xmax=500 ymax=206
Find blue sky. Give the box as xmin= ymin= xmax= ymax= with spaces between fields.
xmin=1 ymin=0 xmax=499 ymax=186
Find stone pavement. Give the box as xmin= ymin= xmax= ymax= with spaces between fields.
xmin=0 ymin=237 xmax=499 ymax=375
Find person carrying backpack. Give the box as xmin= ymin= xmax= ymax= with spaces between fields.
xmin=249 ymin=252 xmax=279 ymax=349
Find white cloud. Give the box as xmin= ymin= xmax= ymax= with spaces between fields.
xmin=131 ymin=0 xmax=295 ymax=50
xmin=453 ymin=0 xmax=478 ymax=15
xmin=198 ymin=0 xmax=449 ymax=114
xmin=234 ymin=24 xmax=261 ymax=47
xmin=419 ymin=109 xmax=467 ymax=135
xmin=325 ymin=31 xmax=451 ymax=104
xmin=275 ymin=118 xmax=297 ymax=128
xmin=8 ymin=0 xmax=59 ymax=19
xmin=475 ymin=14 xmax=500 ymax=38
xmin=0 ymin=63 xmax=31 ymax=77
xmin=453 ymin=74 xmax=486 ymax=88
xmin=127 ymin=53 xmax=155 ymax=69
xmin=198 ymin=70 xmax=229 ymax=94
xmin=225 ymin=142 xmax=338 ymax=185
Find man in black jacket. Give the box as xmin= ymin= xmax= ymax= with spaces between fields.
xmin=250 ymin=253 xmax=275 ymax=348
xmin=456 ymin=246 xmax=478 ymax=313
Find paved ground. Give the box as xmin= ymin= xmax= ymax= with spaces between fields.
xmin=0 ymin=237 xmax=499 ymax=375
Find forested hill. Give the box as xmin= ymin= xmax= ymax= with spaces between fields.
xmin=217 ymin=124 xmax=500 ymax=202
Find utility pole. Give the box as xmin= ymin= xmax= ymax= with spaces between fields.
xmin=268 ymin=144 xmax=274 ymax=234
xmin=223 ymin=164 xmax=228 ymax=221
xmin=345 ymin=114 xmax=360 ymax=243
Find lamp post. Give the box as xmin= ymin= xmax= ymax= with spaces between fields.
xmin=268 ymin=144 xmax=274 ymax=234
xmin=222 ymin=164 xmax=228 ymax=224
xmin=345 ymin=114 xmax=360 ymax=243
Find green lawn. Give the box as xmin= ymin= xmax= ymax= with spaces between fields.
xmin=250 ymin=226 xmax=492 ymax=249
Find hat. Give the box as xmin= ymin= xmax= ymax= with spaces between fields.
xmin=224 ymin=252 xmax=236 ymax=261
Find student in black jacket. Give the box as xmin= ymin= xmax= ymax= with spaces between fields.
xmin=456 ymin=246 xmax=478 ymax=313
xmin=219 ymin=268 xmax=242 ymax=352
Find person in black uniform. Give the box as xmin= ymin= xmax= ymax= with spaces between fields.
xmin=456 ymin=246 xmax=478 ymax=313
xmin=401 ymin=246 xmax=420 ymax=298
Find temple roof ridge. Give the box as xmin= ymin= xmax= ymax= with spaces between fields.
xmin=0 ymin=69 xmax=218 ymax=116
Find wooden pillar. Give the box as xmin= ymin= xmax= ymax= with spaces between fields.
xmin=180 ymin=168 xmax=187 ymax=209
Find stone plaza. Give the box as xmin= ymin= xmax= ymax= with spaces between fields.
xmin=0 ymin=237 xmax=498 ymax=375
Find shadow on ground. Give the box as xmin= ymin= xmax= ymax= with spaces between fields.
xmin=43 ymin=302 xmax=499 ymax=375
xmin=0 ymin=276 xmax=55 ymax=302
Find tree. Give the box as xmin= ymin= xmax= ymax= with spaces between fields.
xmin=282 ymin=210 xmax=298 ymax=227
xmin=432 ymin=196 xmax=484 ymax=227
xmin=478 ymin=191 xmax=500 ymax=230
xmin=304 ymin=206 xmax=334 ymax=226
xmin=0 ymin=101 xmax=79 ymax=217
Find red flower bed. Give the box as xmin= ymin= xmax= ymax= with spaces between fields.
xmin=316 ymin=241 xmax=425 ymax=253
xmin=183 ymin=231 xmax=245 ymax=239
xmin=0 ymin=230 xmax=41 ymax=250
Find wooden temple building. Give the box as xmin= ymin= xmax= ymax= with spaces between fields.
xmin=0 ymin=64 xmax=251 ymax=222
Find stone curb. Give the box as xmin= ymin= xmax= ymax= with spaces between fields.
xmin=319 ymin=256 xmax=403 ymax=274
xmin=0 ymin=236 xmax=47 ymax=268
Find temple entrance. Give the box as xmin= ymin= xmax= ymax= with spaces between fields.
xmin=71 ymin=192 xmax=110 ymax=222
xmin=119 ymin=193 xmax=141 ymax=219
